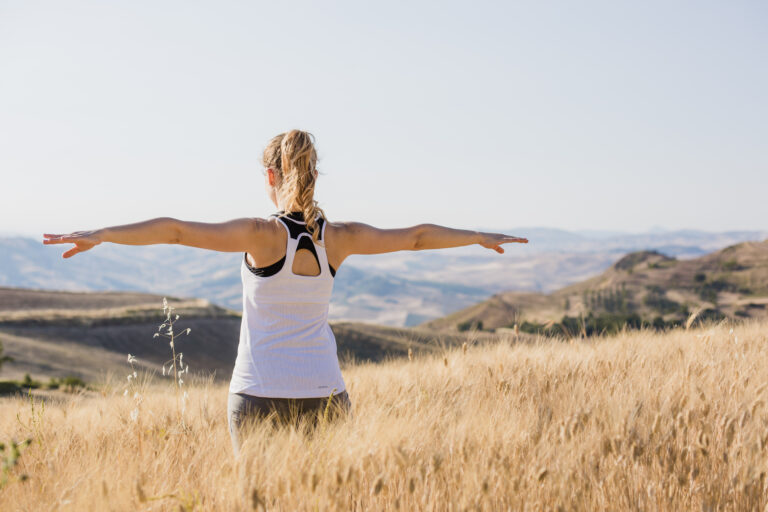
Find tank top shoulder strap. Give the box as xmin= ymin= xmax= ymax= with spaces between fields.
xmin=271 ymin=212 xmax=327 ymax=241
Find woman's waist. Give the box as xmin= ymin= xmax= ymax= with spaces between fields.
xmin=232 ymin=336 xmax=342 ymax=381
xmin=240 ymin=302 xmax=331 ymax=328
xmin=240 ymin=318 xmax=334 ymax=347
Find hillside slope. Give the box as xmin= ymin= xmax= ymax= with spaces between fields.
xmin=0 ymin=289 xmax=240 ymax=382
xmin=0 ymin=288 xmax=506 ymax=383
xmin=426 ymin=240 xmax=768 ymax=332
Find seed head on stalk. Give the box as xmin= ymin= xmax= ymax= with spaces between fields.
xmin=153 ymin=298 xmax=192 ymax=423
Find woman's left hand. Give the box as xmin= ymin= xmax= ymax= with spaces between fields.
xmin=43 ymin=230 xmax=102 ymax=258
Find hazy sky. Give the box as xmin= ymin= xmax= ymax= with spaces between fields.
xmin=1 ymin=1 xmax=766 ymax=237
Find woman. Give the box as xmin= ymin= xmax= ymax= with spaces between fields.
xmin=43 ymin=130 xmax=528 ymax=453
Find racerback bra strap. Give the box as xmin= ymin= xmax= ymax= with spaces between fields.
xmin=244 ymin=212 xmax=336 ymax=278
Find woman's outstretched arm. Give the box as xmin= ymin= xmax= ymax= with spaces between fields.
xmin=43 ymin=217 xmax=269 ymax=258
xmin=333 ymin=222 xmax=527 ymax=260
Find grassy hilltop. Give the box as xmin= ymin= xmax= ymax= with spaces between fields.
xmin=1 ymin=321 xmax=768 ymax=510
xmin=427 ymin=240 xmax=768 ymax=334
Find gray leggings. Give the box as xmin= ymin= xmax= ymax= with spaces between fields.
xmin=227 ymin=391 xmax=351 ymax=454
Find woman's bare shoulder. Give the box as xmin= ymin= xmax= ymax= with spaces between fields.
xmin=323 ymin=220 xmax=367 ymax=235
xmin=322 ymin=220 xmax=355 ymax=268
xmin=323 ymin=219 xmax=372 ymax=244
xmin=253 ymin=216 xmax=284 ymax=232
xmin=244 ymin=216 xmax=290 ymax=263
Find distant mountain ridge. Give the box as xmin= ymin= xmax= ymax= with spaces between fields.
xmin=425 ymin=240 xmax=768 ymax=333
xmin=1 ymin=228 xmax=765 ymax=326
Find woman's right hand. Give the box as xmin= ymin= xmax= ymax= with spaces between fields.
xmin=478 ymin=232 xmax=528 ymax=254
xmin=43 ymin=230 xmax=102 ymax=258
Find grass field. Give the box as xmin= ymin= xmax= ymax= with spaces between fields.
xmin=2 ymin=321 xmax=768 ymax=510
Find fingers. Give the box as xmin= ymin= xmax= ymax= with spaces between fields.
xmin=483 ymin=236 xmax=528 ymax=252
xmin=62 ymin=247 xmax=81 ymax=258
xmin=43 ymin=233 xmax=81 ymax=244
xmin=43 ymin=237 xmax=79 ymax=245
xmin=43 ymin=234 xmax=66 ymax=244
xmin=43 ymin=231 xmax=93 ymax=258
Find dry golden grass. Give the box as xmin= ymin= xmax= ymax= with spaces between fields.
xmin=2 ymin=321 xmax=768 ymax=510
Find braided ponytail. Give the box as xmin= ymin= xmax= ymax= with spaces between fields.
xmin=263 ymin=130 xmax=326 ymax=244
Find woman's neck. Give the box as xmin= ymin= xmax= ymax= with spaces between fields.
xmin=277 ymin=200 xmax=301 ymax=213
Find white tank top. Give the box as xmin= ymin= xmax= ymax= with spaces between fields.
xmin=228 ymin=213 xmax=346 ymax=398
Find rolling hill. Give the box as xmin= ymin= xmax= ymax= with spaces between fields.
xmin=425 ymin=240 xmax=768 ymax=334
xmin=0 ymin=287 xmax=506 ymax=384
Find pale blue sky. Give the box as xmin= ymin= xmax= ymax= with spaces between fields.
xmin=1 ymin=1 xmax=766 ymax=237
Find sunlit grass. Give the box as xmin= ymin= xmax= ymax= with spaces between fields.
xmin=1 ymin=321 xmax=768 ymax=510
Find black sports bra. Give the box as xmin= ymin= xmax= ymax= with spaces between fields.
xmin=244 ymin=212 xmax=337 ymax=278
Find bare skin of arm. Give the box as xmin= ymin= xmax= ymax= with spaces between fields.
xmin=324 ymin=222 xmax=527 ymax=270
xmin=43 ymin=218 xmax=527 ymax=266
xmin=42 ymin=217 xmax=277 ymax=258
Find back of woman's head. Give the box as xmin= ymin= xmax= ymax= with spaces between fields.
xmin=262 ymin=130 xmax=326 ymax=244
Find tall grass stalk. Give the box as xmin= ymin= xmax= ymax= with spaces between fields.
xmin=153 ymin=298 xmax=191 ymax=424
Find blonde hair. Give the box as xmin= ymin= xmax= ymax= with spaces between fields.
xmin=262 ymin=130 xmax=326 ymax=244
